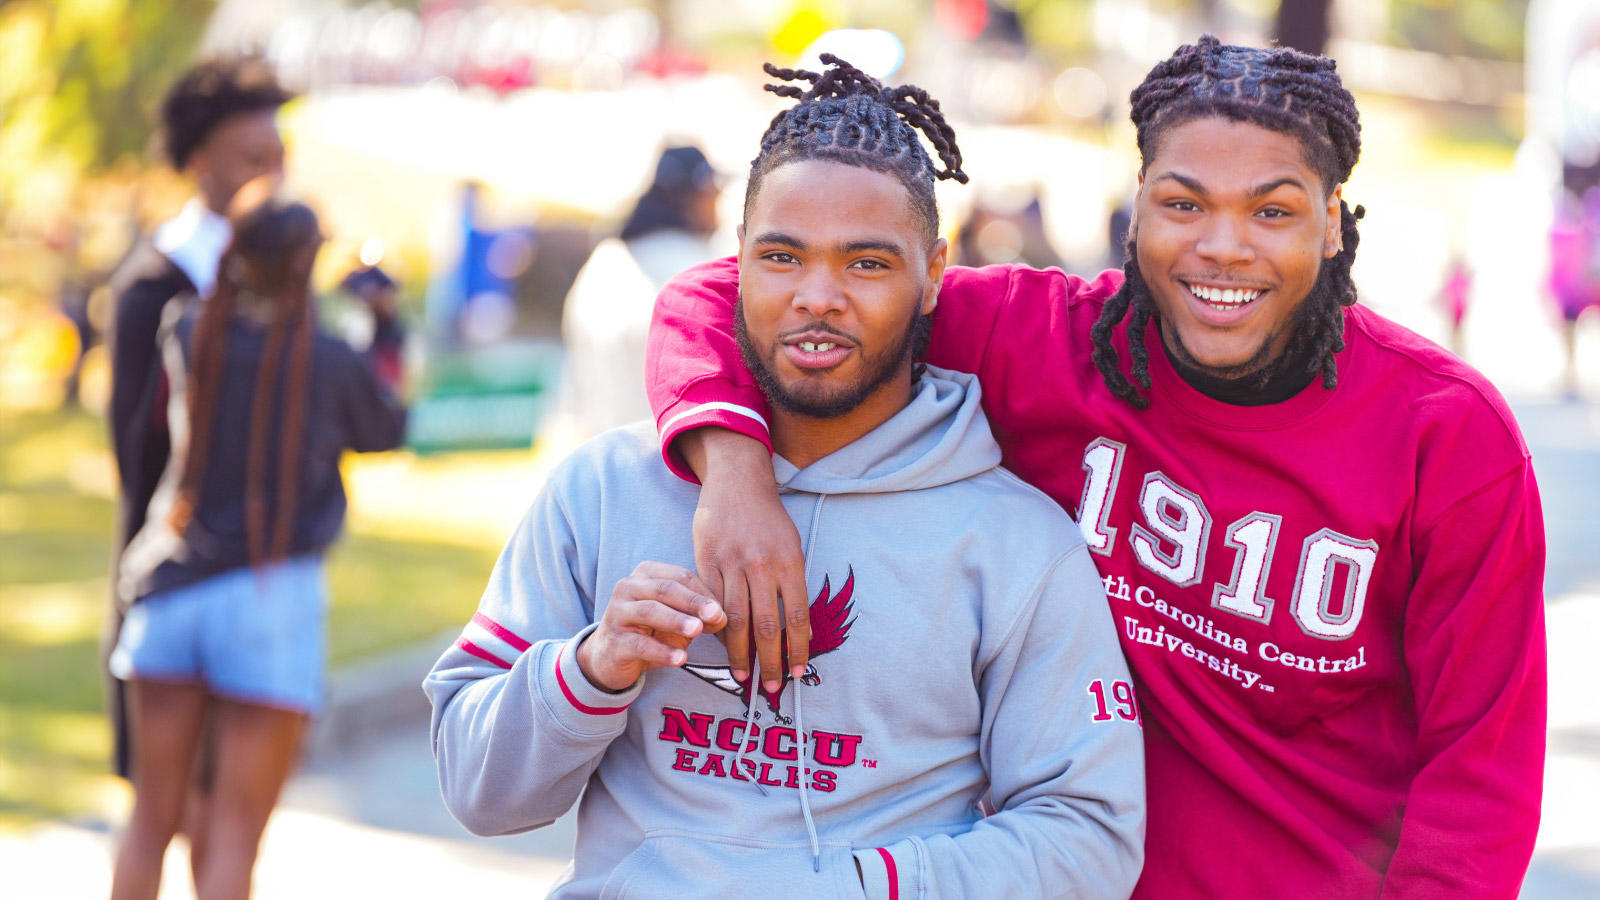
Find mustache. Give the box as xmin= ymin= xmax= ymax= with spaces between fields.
xmin=777 ymin=320 xmax=857 ymax=344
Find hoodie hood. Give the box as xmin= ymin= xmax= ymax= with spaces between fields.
xmin=772 ymin=366 xmax=1001 ymax=495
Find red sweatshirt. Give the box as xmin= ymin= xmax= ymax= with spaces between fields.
xmin=645 ymin=258 xmax=1547 ymax=899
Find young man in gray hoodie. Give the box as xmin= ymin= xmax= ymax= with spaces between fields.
xmin=425 ymin=56 xmax=1144 ymax=899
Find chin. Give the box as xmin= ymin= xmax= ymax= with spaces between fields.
xmin=778 ymin=386 xmax=854 ymax=418
xmin=1174 ymin=334 xmax=1271 ymax=376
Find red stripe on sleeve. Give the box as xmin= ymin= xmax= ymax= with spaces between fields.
xmin=555 ymin=646 xmax=631 ymax=715
xmin=876 ymin=847 xmax=898 ymax=900
xmin=471 ymin=612 xmax=532 ymax=651
xmin=456 ymin=637 xmax=512 ymax=669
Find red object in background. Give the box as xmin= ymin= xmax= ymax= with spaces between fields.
xmin=936 ymin=0 xmax=988 ymax=41
xmin=475 ymin=57 xmax=536 ymax=94
xmin=635 ymin=45 xmax=709 ymax=79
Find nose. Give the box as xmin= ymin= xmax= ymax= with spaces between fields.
xmin=1194 ymin=213 xmax=1255 ymax=268
xmin=791 ymin=266 xmax=848 ymax=318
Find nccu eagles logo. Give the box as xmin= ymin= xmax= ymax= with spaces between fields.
xmin=684 ymin=567 xmax=856 ymax=713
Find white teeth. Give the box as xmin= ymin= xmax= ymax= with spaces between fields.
xmin=798 ymin=341 xmax=837 ymax=353
xmin=1187 ymin=284 xmax=1260 ymax=307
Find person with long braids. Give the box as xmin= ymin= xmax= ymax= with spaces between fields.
xmin=109 ymin=192 xmax=406 ymax=899
xmin=427 ymin=56 xmax=1143 ymax=898
xmin=647 ymin=38 xmax=1546 ymax=897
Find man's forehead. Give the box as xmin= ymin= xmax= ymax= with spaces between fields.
xmin=1147 ymin=121 xmax=1322 ymax=192
xmin=207 ymin=110 xmax=282 ymax=148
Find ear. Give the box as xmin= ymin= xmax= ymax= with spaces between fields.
xmin=736 ymin=223 xmax=746 ymax=254
xmin=1323 ymin=186 xmax=1344 ymax=258
xmin=1129 ymin=173 xmax=1145 ymax=233
xmin=922 ymin=237 xmax=948 ymax=316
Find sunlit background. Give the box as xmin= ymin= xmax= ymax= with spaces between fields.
xmin=2 ymin=0 xmax=1598 ymax=896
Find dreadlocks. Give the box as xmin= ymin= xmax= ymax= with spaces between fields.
xmin=1091 ymin=34 xmax=1366 ymax=409
xmin=168 ymin=197 xmax=320 ymax=566
xmin=747 ymin=54 xmax=968 ymax=363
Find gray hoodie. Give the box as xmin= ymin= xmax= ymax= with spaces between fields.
xmin=425 ymin=367 xmax=1144 ymax=899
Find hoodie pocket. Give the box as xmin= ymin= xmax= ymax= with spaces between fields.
xmin=598 ymin=832 xmax=864 ymax=900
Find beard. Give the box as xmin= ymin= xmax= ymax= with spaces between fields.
xmin=1154 ymin=262 xmax=1329 ymax=387
xmin=735 ymin=295 xmax=925 ymax=419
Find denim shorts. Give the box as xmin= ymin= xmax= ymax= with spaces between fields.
xmin=110 ymin=556 xmax=327 ymax=715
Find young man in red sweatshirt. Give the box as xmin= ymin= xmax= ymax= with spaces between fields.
xmin=646 ymin=36 xmax=1546 ymax=898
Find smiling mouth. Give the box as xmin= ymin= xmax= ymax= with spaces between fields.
xmin=1182 ymin=281 xmax=1267 ymax=311
xmin=796 ymin=341 xmax=838 ymax=354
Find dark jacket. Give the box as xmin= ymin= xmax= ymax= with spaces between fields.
xmin=117 ymin=297 xmax=406 ymax=604
xmin=103 ymin=242 xmax=195 ymax=778
xmin=107 ymin=242 xmax=193 ymax=562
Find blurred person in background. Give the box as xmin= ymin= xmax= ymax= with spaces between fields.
xmin=102 ymin=57 xmax=293 ymax=890
xmin=553 ymin=145 xmax=722 ymax=440
xmin=952 ymin=190 xmax=1064 ymax=270
xmin=649 ymin=36 xmax=1545 ymax=898
xmin=1549 ymin=188 xmax=1600 ymax=397
xmin=105 ymin=56 xmax=293 ymax=800
xmin=1436 ymin=251 xmax=1472 ymax=357
xmin=108 ymin=190 xmax=406 ymax=900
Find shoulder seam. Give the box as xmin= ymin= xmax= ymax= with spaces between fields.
xmin=983 ymin=543 xmax=1094 ymax=670
xmin=1413 ymin=459 xmax=1530 ymax=542
xmin=1349 ymin=309 xmax=1526 ymax=451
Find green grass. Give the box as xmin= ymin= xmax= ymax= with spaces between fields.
xmin=0 ymin=407 xmax=503 ymax=828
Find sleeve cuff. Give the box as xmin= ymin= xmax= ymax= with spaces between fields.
xmin=852 ymin=845 xmax=912 ymax=900
xmin=656 ymin=387 xmax=773 ymax=485
xmin=549 ymin=625 xmax=645 ymax=723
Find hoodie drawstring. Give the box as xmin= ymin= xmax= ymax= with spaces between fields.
xmin=795 ymin=494 xmax=826 ymax=871
xmin=794 ymin=676 xmax=820 ymax=871
xmin=731 ymin=494 xmax=827 ymax=871
xmin=731 ymin=653 xmax=769 ymax=798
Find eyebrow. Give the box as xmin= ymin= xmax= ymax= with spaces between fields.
xmin=751 ymin=233 xmax=906 ymax=259
xmin=751 ymin=231 xmax=805 ymax=249
xmin=1151 ymin=172 xmax=1310 ymax=199
xmin=841 ymin=239 xmax=905 ymax=259
xmin=1247 ymin=177 xmax=1310 ymax=198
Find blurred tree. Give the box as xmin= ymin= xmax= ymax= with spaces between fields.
xmin=0 ymin=0 xmax=215 ymax=210
xmin=1013 ymin=0 xmax=1100 ymax=60
xmin=1389 ymin=0 xmax=1528 ymax=61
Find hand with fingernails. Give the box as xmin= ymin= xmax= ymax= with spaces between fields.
xmin=577 ymin=562 xmax=728 ymax=693
xmin=687 ymin=430 xmax=813 ymax=696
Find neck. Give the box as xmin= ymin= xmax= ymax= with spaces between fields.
xmin=769 ymin=372 xmax=915 ymax=469
xmin=1160 ymin=331 xmax=1318 ymax=406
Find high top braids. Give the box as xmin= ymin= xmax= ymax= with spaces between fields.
xmin=746 ymin=54 xmax=968 ymax=363
xmin=748 ymin=54 xmax=968 ymax=241
xmin=1091 ymin=34 xmax=1366 ymax=409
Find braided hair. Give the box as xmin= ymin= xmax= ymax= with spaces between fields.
xmin=746 ymin=54 xmax=968 ymax=361
xmin=168 ymin=197 xmax=320 ymax=566
xmin=1091 ymin=34 xmax=1366 ymax=409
